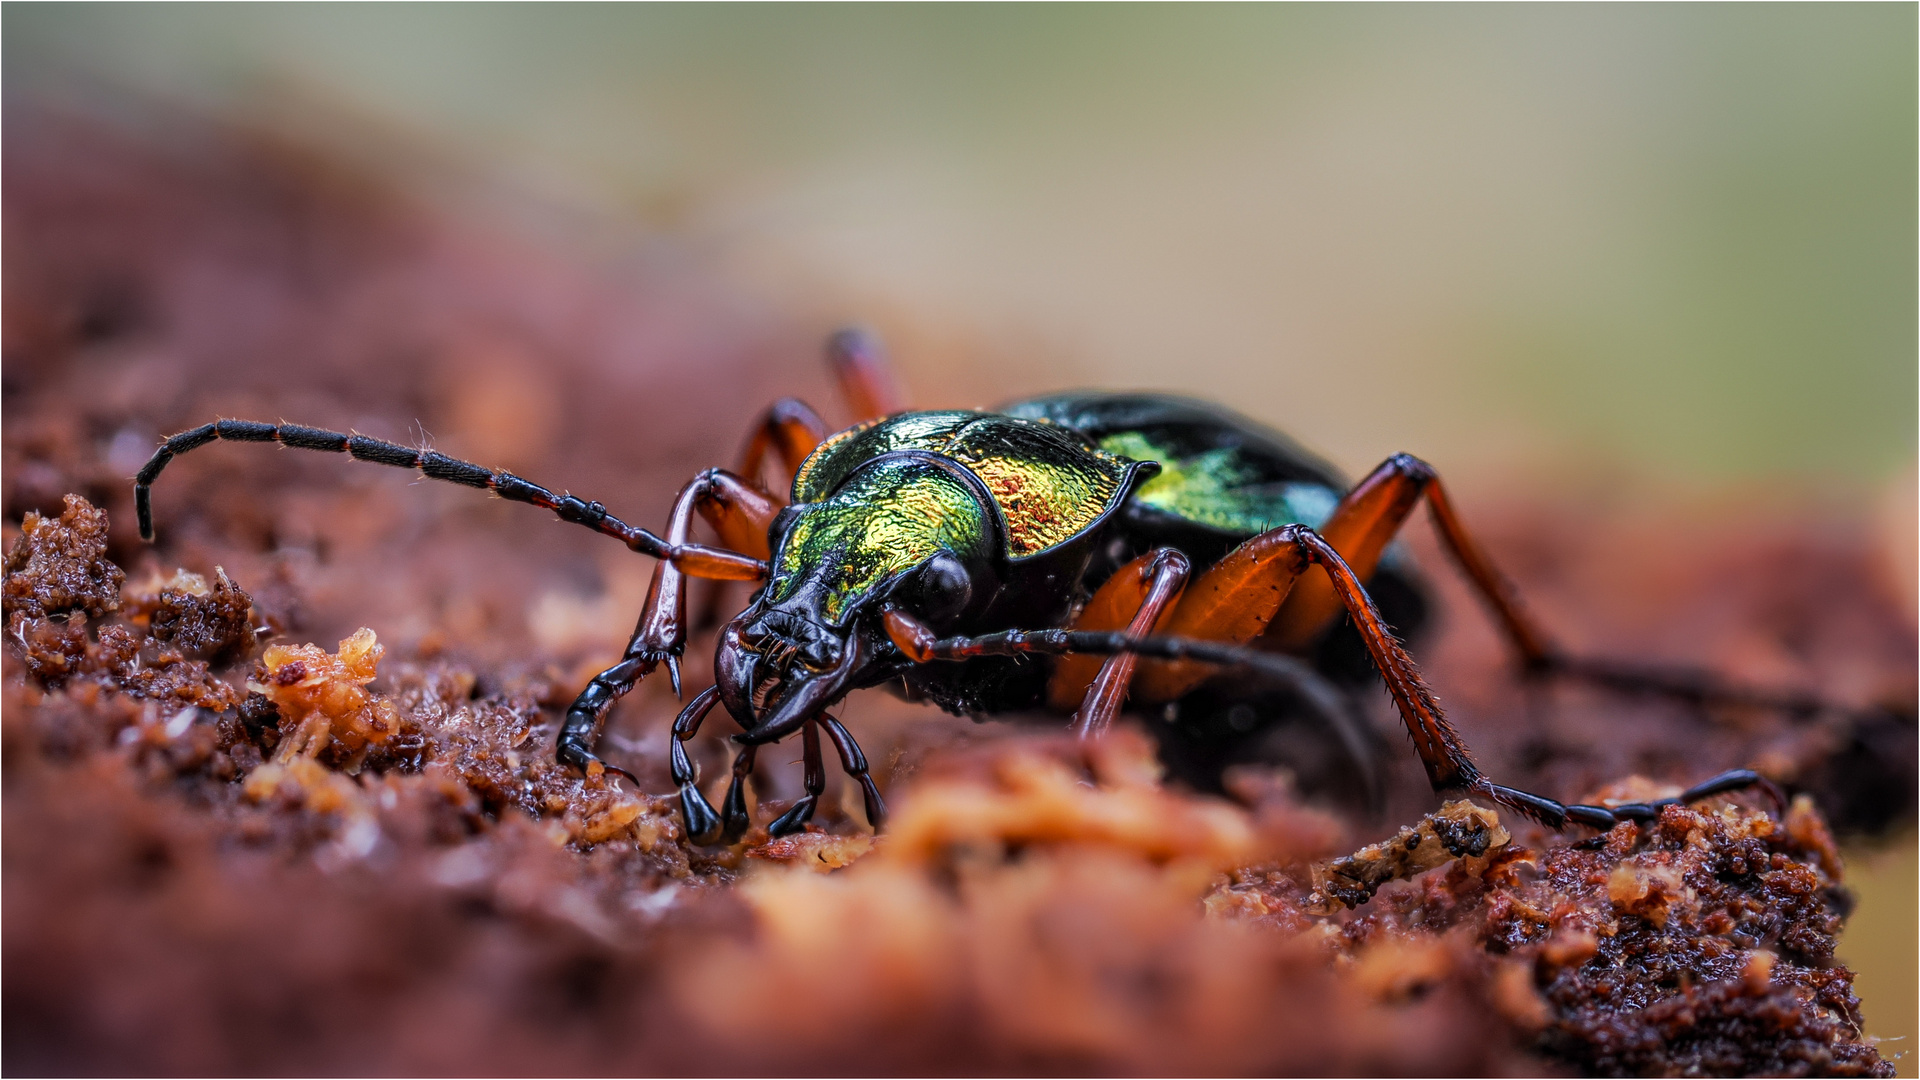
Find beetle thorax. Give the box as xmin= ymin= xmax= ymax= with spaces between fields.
xmin=764 ymin=457 xmax=993 ymax=627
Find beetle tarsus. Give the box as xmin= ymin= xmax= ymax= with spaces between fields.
xmin=559 ymin=655 xmax=657 ymax=783
xmin=767 ymin=796 xmax=818 ymax=837
xmin=680 ymin=783 xmax=725 ymax=845
xmin=721 ymin=777 xmax=753 ymax=842
xmin=556 ymin=738 xmax=640 ymax=789
xmin=820 ymin=714 xmax=887 ymax=832
xmin=1712 ymin=769 xmax=1785 ymax=814
xmin=720 ymin=742 xmax=759 ymax=843
xmin=767 ymin=719 xmax=829 ymax=838
xmin=1482 ymin=768 xmax=1776 ymax=831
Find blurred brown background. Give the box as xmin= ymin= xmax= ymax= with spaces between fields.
xmin=6 ymin=3 xmax=1915 ymax=1068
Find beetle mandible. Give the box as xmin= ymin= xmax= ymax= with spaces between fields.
xmin=135 ymin=329 xmax=1779 ymax=842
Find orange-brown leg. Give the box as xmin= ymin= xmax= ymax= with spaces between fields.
xmin=558 ymin=468 xmax=778 ymax=778
xmin=634 ymin=469 xmax=781 ymax=685
xmin=698 ymin=399 xmax=827 ymax=625
xmin=737 ymin=328 xmax=909 ymax=490
xmin=1131 ymin=528 xmax=1314 ymax=703
xmin=1266 ymin=454 xmax=1553 ymax=666
xmin=738 ymin=398 xmax=830 ymax=498
xmin=897 ymin=527 xmax=1472 ymax=789
xmin=1259 ymin=454 xmax=1835 ymax=719
xmin=1272 ymin=530 xmax=1772 ymax=823
xmin=886 ymin=528 xmax=1778 ymax=831
xmin=689 ymin=468 xmax=784 ymax=560
xmin=735 ymin=328 xmax=910 ymax=501
xmin=705 ymin=329 xmax=910 ymax=619
xmin=1082 ymin=526 xmax=1381 ymax=803
xmin=827 ymin=327 xmax=906 ymax=422
xmin=1046 ymin=548 xmax=1191 ymax=738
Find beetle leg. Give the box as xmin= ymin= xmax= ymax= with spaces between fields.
xmin=682 ymin=468 xmax=785 ymax=561
xmin=559 ymin=468 xmax=778 ymax=776
xmin=718 ymin=329 xmax=905 ymax=517
xmin=1047 ymin=548 xmax=1191 ymax=738
xmin=1243 ymin=527 xmax=1482 ymax=794
xmin=767 ymin=719 xmax=826 ymax=837
xmin=556 ymin=655 xmax=650 ymax=786
xmin=1263 ymin=454 xmax=1838 ymax=722
xmin=738 ymin=398 xmax=830 ymax=496
xmin=890 ymin=530 xmax=1782 ymax=832
xmin=1128 ymin=526 xmax=1316 ymax=704
xmin=826 ymin=327 xmax=906 ymax=422
xmin=731 ymin=329 xmax=908 ymax=493
xmin=820 ymin=713 xmax=887 ymax=831
xmin=1267 ymin=454 xmax=1551 ymax=661
xmin=892 ymin=560 xmax=1451 ymax=784
xmin=698 ymin=399 xmax=827 ymax=628
xmin=719 ymin=642 xmax=855 ymax=843
xmin=1483 ymin=769 xmax=1782 ymax=830
xmin=1038 ymin=534 xmax=1381 ymax=802
xmin=667 ymin=686 xmax=726 ymax=844
xmin=626 ymin=468 xmax=782 ymax=678
xmin=720 ymin=741 xmax=760 ymax=843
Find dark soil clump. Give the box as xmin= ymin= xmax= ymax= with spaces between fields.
xmin=2 ymin=492 xmax=124 ymax=620
xmin=123 ymin=565 xmax=257 ymax=663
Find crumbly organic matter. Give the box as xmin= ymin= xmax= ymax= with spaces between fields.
xmin=122 ymin=567 xmax=257 ymax=664
xmin=0 ymin=501 xmax=1892 ymax=1074
xmin=1306 ymin=798 xmax=1511 ymax=910
xmin=1212 ymin=782 xmax=1890 ymax=1076
xmin=7 ymin=571 xmax=1885 ymax=1074
xmin=3 ymin=497 xmax=242 ymax=713
xmin=2 ymin=493 xmax=124 ymax=620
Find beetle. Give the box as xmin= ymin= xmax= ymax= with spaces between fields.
xmin=135 ymin=329 xmax=1779 ymax=843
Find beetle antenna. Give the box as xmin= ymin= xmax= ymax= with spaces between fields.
xmin=133 ymin=419 xmax=761 ymax=579
xmin=906 ymin=625 xmax=1394 ymax=701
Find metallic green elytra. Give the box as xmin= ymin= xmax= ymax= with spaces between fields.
xmin=1097 ymin=430 xmax=1342 ymax=535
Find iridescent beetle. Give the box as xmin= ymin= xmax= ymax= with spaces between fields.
xmin=135 ymin=330 xmax=1776 ymax=843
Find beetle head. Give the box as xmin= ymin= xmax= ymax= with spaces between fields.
xmin=716 ymin=454 xmax=998 ymax=736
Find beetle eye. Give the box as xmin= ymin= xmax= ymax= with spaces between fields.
xmin=897 ymin=550 xmax=972 ymax=626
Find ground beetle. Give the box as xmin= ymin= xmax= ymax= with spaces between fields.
xmin=136 ymin=330 xmax=1784 ymax=843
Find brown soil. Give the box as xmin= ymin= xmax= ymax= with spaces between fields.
xmin=4 ymin=102 xmax=1911 ymax=1076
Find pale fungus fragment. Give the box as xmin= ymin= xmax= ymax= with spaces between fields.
xmin=251 ymin=628 xmax=402 ymax=762
xmin=1307 ymin=799 xmax=1511 ymax=911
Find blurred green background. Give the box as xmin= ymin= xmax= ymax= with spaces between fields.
xmin=7 ymin=3 xmax=1915 ymax=1066
xmin=7 ymin=3 xmax=1914 ymax=495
